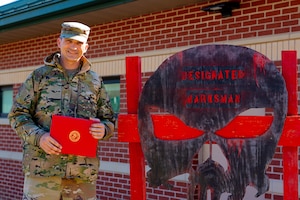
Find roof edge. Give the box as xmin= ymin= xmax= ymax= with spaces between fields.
xmin=0 ymin=0 xmax=132 ymax=31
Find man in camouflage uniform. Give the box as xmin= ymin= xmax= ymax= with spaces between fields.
xmin=8 ymin=22 xmax=115 ymax=200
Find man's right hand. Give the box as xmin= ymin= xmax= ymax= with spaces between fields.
xmin=39 ymin=133 xmax=62 ymax=155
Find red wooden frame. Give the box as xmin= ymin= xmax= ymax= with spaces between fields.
xmin=124 ymin=57 xmax=146 ymax=200
xmin=118 ymin=51 xmax=299 ymax=199
xmin=281 ymin=51 xmax=298 ymax=200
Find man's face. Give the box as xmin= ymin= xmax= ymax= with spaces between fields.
xmin=57 ymin=38 xmax=88 ymax=62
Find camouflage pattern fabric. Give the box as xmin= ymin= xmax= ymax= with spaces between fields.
xmin=8 ymin=52 xmax=115 ymax=180
xmin=23 ymin=176 xmax=97 ymax=200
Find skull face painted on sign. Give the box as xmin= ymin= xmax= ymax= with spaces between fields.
xmin=138 ymin=45 xmax=287 ymax=199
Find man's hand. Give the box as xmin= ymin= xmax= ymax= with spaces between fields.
xmin=89 ymin=118 xmax=106 ymax=140
xmin=39 ymin=133 xmax=62 ymax=155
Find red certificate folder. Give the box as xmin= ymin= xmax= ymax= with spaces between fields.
xmin=50 ymin=115 xmax=98 ymax=158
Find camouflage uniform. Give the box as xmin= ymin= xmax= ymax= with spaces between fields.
xmin=9 ymin=52 xmax=115 ymax=200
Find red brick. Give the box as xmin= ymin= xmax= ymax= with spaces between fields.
xmin=202 ymin=27 xmax=214 ymax=33
xmin=283 ymin=20 xmax=299 ymax=27
xmin=251 ymin=24 xmax=265 ymax=31
xmin=243 ymin=20 xmax=257 ymax=26
xmin=185 ymin=13 xmax=196 ymax=20
xmin=229 ymin=34 xmax=242 ymax=40
xmin=215 ymin=24 xmax=228 ymax=31
xmin=222 ymin=29 xmax=234 ymax=35
xmin=156 ymin=13 xmax=166 ymax=20
xmin=236 ymin=15 xmax=250 ymax=22
xmin=208 ymin=31 xmax=220 ymax=37
xmin=274 ymin=15 xmax=290 ymax=22
xmin=283 ymin=7 xmax=298 ymax=14
xmin=274 ymin=1 xmax=289 ymax=9
xmin=266 ymin=22 xmax=281 ymax=29
xmin=251 ymin=13 xmax=265 ymax=20
xmin=243 ymin=32 xmax=257 ymax=38
xmin=229 ymin=22 xmax=242 ymax=29
xmin=215 ymin=36 xmax=227 ymax=42
xmin=258 ymin=18 xmax=273 ymax=24
xmin=266 ymin=10 xmax=281 ymax=17
xmin=243 ymin=7 xmax=257 ymax=14
xmin=274 ymin=27 xmax=290 ymax=34
xmin=202 ymin=15 xmax=214 ymax=22
xmin=174 ymin=15 xmax=184 ymax=21
xmin=292 ymin=26 xmax=300 ymax=32
xmin=258 ymin=30 xmax=273 ymax=36
xmin=202 ymin=38 xmax=213 ymax=44
xmin=291 ymin=0 xmax=300 ymax=6
xmin=258 ymin=5 xmax=273 ymax=12
xmin=237 ymin=27 xmax=249 ymax=33
xmin=166 ymin=11 xmax=177 ymax=17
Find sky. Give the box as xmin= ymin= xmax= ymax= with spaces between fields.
xmin=0 ymin=0 xmax=18 ymax=6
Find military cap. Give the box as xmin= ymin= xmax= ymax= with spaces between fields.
xmin=60 ymin=22 xmax=90 ymax=43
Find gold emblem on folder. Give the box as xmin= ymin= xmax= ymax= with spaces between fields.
xmin=69 ymin=130 xmax=80 ymax=142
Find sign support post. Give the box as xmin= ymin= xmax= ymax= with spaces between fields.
xmin=282 ymin=51 xmax=298 ymax=200
xmin=123 ymin=56 xmax=146 ymax=200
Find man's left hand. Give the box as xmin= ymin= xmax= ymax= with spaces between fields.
xmin=89 ymin=118 xmax=105 ymax=140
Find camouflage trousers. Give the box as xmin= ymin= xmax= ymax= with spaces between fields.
xmin=22 ymin=176 xmax=97 ymax=200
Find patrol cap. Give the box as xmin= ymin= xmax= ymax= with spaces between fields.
xmin=60 ymin=22 xmax=90 ymax=43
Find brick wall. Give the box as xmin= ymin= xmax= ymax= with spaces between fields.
xmin=0 ymin=0 xmax=299 ymax=70
xmin=0 ymin=0 xmax=299 ymax=199
xmin=0 ymin=159 xmax=23 ymax=199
